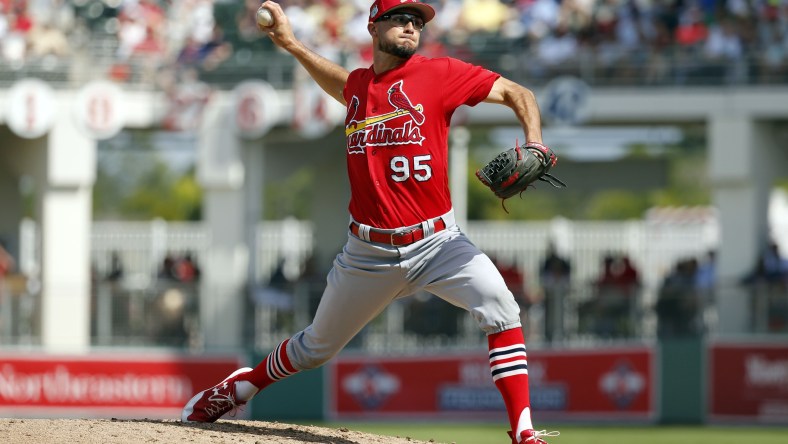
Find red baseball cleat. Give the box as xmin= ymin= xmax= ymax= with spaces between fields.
xmin=181 ymin=367 xmax=253 ymax=423
xmin=508 ymin=429 xmax=560 ymax=444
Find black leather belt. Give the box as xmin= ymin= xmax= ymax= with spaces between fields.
xmin=350 ymin=219 xmax=447 ymax=246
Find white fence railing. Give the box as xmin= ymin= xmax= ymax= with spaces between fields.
xmin=466 ymin=219 xmax=718 ymax=306
xmin=89 ymin=219 xmax=315 ymax=287
xmin=86 ymin=218 xmax=720 ymax=314
xmin=1 ymin=217 xmax=744 ymax=350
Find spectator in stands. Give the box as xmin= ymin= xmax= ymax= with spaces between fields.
xmin=696 ymin=249 xmax=716 ymax=287
xmin=762 ymin=240 xmax=788 ymax=282
xmin=237 ymin=0 xmax=267 ymax=42
xmin=251 ymin=259 xmax=294 ymax=323
xmin=755 ymin=1 xmax=788 ymax=83
xmin=27 ymin=19 xmax=70 ymax=61
xmin=177 ymin=24 xmax=233 ymax=71
xmin=187 ymin=0 xmax=218 ymax=47
xmin=2 ymin=4 xmax=32 ymax=66
xmin=673 ymin=1 xmax=711 ymax=83
xmin=0 ymin=239 xmax=15 ymax=283
xmin=134 ymin=23 xmax=166 ymax=56
xmin=175 ymin=251 xmax=201 ymax=283
xmin=675 ymin=2 xmax=708 ymax=48
xmin=595 ymin=0 xmax=644 ymax=83
xmin=150 ymin=287 xmax=190 ymax=346
xmin=695 ymin=247 xmax=716 ymax=299
xmin=459 ymin=0 xmax=508 ymax=34
xmin=539 ymin=242 xmax=570 ymax=343
xmin=656 ymin=257 xmax=701 ymax=338
xmin=0 ymin=240 xmax=16 ymax=322
xmin=159 ymin=253 xmax=179 ymax=280
xmin=116 ymin=12 xmax=146 ymax=61
xmin=489 ymin=255 xmax=534 ymax=339
xmin=643 ymin=11 xmax=675 ymax=84
xmin=557 ymin=0 xmax=593 ymax=34
xmin=9 ymin=1 xmax=32 ymax=34
xmin=177 ymin=35 xmax=203 ymax=67
xmin=703 ymin=17 xmax=746 ymax=84
xmin=404 ymin=290 xmax=461 ymax=338
xmin=495 ymin=257 xmax=528 ymax=306
xmin=0 ymin=5 xmax=7 ymax=39
xmin=531 ymin=24 xmax=579 ymax=79
xmin=583 ymin=253 xmax=640 ymax=338
xmin=522 ymin=0 xmax=560 ymax=41
xmin=341 ymin=5 xmax=376 ymax=67
xmin=6 ymin=0 xmax=788 ymax=91
xmin=743 ymin=240 xmax=788 ymax=285
xmin=430 ymin=0 xmax=463 ymax=39
xmin=202 ymin=24 xmax=233 ymax=70
xmin=740 ymin=240 xmax=788 ymax=332
xmin=159 ymin=251 xmax=201 ymax=283
xmin=106 ymin=251 xmax=124 ymax=282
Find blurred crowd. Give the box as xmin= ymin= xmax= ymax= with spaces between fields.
xmin=2 ymin=0 xmax=788 ymax=86
xmin=492 ymin=239 xmax=788 ymax=343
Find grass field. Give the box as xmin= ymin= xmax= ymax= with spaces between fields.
xmin=320 ymin=422 xmax=788 ymax=444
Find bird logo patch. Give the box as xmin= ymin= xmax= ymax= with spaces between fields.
xmin=346 ymin=80 xmax=425 ymax=154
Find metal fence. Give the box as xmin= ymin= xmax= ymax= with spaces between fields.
xmin=4 ymin=218 xmax=788 ymax=351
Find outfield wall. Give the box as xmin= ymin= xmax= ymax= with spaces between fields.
xmin=1 ymin=340 xmax=785 ymax=424
xmin=249 ymin=339 xmax=787 ymax=425
xmin=0 ymin=352 xmax=246 ymax=419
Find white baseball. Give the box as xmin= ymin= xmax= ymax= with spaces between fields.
xmin=256 ymin=7 xmax=274 ymax=27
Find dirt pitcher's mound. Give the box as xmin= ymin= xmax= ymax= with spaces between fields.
xmin=0 ymin=419 xmax=442 ymax=444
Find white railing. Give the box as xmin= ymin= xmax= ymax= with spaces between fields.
xmin=91 ymin=220 xmax=212 ymax=285
xmin=90 ymin=219 xmax=314 ymax=286
xmin=2 ymin=217 xmax=739 ymax=350
xmin=466 ymin=219 xmax=718 ymax=307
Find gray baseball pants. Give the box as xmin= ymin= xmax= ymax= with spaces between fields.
xmin=287 ymin=210 xmax=522 ymax=370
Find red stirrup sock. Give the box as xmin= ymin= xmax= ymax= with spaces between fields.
xmin=235 ymin=338 xmax=299 ymax=400
xmin=488 ymin=328 xmax=534 ymax=438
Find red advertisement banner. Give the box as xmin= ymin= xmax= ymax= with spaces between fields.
xmin=0 ymin=353 xmax=244 ymax=418
xmin=328 ymin=346 xmax=655 ymax=421
xmin=708 ymin=342 xmax=788 ymax=423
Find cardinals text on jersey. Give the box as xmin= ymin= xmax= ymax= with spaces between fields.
xmin=345 ymin=80 xmax=425 ymax=154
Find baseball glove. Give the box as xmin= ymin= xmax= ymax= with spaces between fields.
xmin=476 ymin=141 xmax=566 ymax=210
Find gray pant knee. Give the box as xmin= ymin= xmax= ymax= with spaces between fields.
xmin=287 ymin=330 xmax=341 ymax=370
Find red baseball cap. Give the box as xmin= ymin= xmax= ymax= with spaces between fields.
xmin=369 ymin=0 xmax=436 ymax=24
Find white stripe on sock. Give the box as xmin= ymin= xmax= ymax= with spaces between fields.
xmin=492 ymin=368 xmax=529 ymax=382
xmin=266 ymin=341 xmax=292 ymax=380
xmin=489 ymin=344 xmax=526 ymax=355
xmin=489 ymin=350 xmax=527 ymax=364
xmin=490 ymin=359 xmax=527 ymax=372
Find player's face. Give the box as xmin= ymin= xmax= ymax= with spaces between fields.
xmin=374 ymin=10 xmax=423 ymax=58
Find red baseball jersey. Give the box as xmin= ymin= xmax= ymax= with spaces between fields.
xmin=343 ymin=55 xmax=500 ymax=229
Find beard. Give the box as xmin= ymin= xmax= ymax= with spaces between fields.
xmin=378 ymin=39 xmax=417 ymax=58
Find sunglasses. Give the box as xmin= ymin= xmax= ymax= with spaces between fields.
xmin=378 ymin=13 xmax=425 ymax=31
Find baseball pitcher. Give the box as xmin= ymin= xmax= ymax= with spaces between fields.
xmin=182 ymin=1 xmax=560 ymax=443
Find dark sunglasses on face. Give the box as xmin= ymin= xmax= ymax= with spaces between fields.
xmin=378 ymin=13 xmax=425 ymax=31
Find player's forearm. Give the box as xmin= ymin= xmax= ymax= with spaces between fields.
xmin=485 ymin=78 xmax=543 ymax=143
xmin=284 ymin=41 xmax=349 ymax=105
xmin=508 ymin=88 xmax=543 ymax=144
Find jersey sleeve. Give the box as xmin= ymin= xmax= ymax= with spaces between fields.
xmin=441 ymin=57 xmax=501 ymax=110
xmin=343 ymin=68 xmax=365 ymax=103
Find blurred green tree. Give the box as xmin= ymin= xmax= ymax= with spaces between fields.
xmin=94 ymin=149 xmax=202 ymax=221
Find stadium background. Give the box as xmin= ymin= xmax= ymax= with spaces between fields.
xmin=1 ymin=0 xmax=788 ymax=435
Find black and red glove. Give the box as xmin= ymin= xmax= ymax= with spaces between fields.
xmin=476 ymin=141 xmax=566 ymax=204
